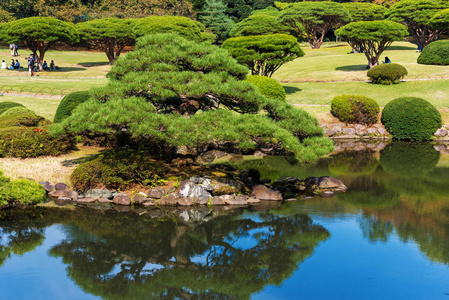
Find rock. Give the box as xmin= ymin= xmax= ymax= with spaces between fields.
xmin=177 ymin=180 xmax=212 ymax=202
xmin=57 ymin=196 xmax=71 ymax=201
xmin=55 ymin=182 xmax=69 ymax=191
xmin=133 ymin=195 xmax=145 ymax=204
xmin=325 ymin=129 xmax=336 ymax=136
xmin=98 ymin=197 xmax=112 ymax=203
xmin=113 ymin=193 xmax=131 ymax=206
xmin=43 ymin=183 xmax=55 ymax=192
xmin=178 ymin=197 xmax=194 ymax=206
xmin=210 ymin=178 xmax=246 ymax=195
xmin=66 ymin=191 xmax=78 ymax=201
xmin=138 ymin=192 xmax=148 ymax=197
xmin=373 ymin=124 xmax=383 ymax=129
xmin=342 ymin=128 xmax=356 ymax=135
xmin=39 ymin=181 xmax=50 ymax=185
xmin=332 ymin=125 xmax=342 ymax=133
xmin=357 ymin=130 xmax=367 ymax=136
xmin=247 ymin=197 xmax=261 ymax=204
xmin=321 ymin=191 xmax=335 ymax=197
xmin=86 ymin=189 xmax=113 ymax=199
xmin=251 ymin=185 xmax=283 ymax=201
xmin=377 ymin=128 xmax=388 ymax=135
xmin=158 ymin=193 xmax=178 ymax=205
xmin=305 ymin=176 xmax=347 ymax=191
xmin=285 ymin=198 xmax=297 ymax=202
xmin=435 ymin=128 xmax=449 ymax=137
xmin=367 ymin=128 xmax=377 ymax=134
xmin=354 ymin=124 xmax=366 ymax=131
xmin=210 ymin=196 xmax=226 ymax=205
xmin=143 ymin=201 xmax=156 ymax=207
xmin=77 ymin=197 xmax=97 ymax=203
xmin=224 ymin=196 xmax=247 ymax=205
xmin=49 ymin=190 xmax=68 ymax=198
xmin=147 ymin=187 xmax=165 ymax=199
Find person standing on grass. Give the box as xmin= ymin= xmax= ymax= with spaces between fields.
xmin=9 ymin=43 xmax=15 ymax=56
xmin=14 ymin=44 xmax=19 ymax=56
xmin=27 ymin=54 xmax=35 ymax=76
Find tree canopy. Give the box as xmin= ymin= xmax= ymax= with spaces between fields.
xmin=342 ymin=2 xmax=387 ymax=22
xmin=199 ymin=0 xmax=234 ymax=42
xmin=430 ymin=8 xmax=449 ymax=31
xmin=222 ymin=34 xmax=304 ymax=77
xmin=386 ymin=0 xmax=449 ymax=48
xmin=51 ymin=33 xmax=332 ymax=164
xmin=77 ymin=18 xmax=135 ymax=65
xmin=279 ymin=1 xmax=351 ymax=49
xmin=230 ymin=8 xmax=293 ymax=37
xmin=0 ymin=16 xmax=77 ymax=70
xmin=133 ymin=16 xmax=206 ymax=41
xmin=336 ymin=20 xmax=408 ymax=67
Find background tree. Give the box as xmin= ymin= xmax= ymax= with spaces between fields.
xmin=430 ymin=8 xmax=449 ymax=31
xmin=0 ymin=0 xmax=39 ymax=19
xmin=0 ymin=8 xmax=15 ymax=23
xmin=200 ymin=0 xmax=234 ymax=42
xmin=230 ymin=7 xmax=294 ymax=37
xmin=222 ymin=34 xmax=304 ymax=77
xmin=342 ymin=3 xmax=387 ymax=22
xmin=52 ymin=33 xmax=332 ymax=164
xmin=77 ymin=18 xmax=135 ymax=65
xmin=0 ymin=17 xmax=77 ymax=71
xmin=133 ymin=16 xmax=206 ymax=41
xmin=33 ymin=0 xmax=86 ymax=22
xmin=386 ymin=0 xmax=448 ymax=49
xmin=279 ymin=1 xmax=351 ymax=49
xmin=336 ymin=20 xmax=408 ymax=67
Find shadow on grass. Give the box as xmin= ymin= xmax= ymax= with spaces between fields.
xmin=61 ymin=153 xmax=99 ymax=167
xmin=335 ymin=64 xmax=368 ymax=71
xmin=78 ymin=62 xmax=109 ymax=67
xmin=7 ymin=66 xmax=87 ymax=73
xmin=387 ymin=45 xmax=416 ymax=51
xmin=284 ymin=86 xmax=302 ymax=94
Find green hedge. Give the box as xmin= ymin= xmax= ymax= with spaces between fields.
xmin=0 ymin=106 xmax=35 ymax=117
xmin=0 ymin=102 xmax=25 ymax=115
xmin=417 ymin=40 xmax=449 ymax=65
xmin=245 ymin=75 xmax=286 ymax=100
xmin=331 ymin=94 xmax=379 ymax=124
xmin=70 ymin=149 xmax=167 ymax=192
xmin=0 ymin=171 xmax=47 ymax=207
xmin=381 ymin=97 xmax=441 ymax=140
xmin=367 ymin=63 xmax=407 ymax=85
xmin=54 ymin=91 xmax=91 ymax=123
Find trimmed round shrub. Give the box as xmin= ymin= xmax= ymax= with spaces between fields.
xmin=54 ymin=91 xmax=91 ymax=123
xmin=0 ymin=106 xmax=35 ymax=117
xmin=331 ymin=95 xmax=379 ymax=125
xmin=417 ymin=40 xmax=449 ymax=65
xmin=367 ymin=63 xmax=407 ymax=85
xmin=0 ymin=102 xmax=25 ymax=115
xmin=381 ymin=97 xmax=441 ymax=140
xmin=245 ymin=75 xmax=286 ymax=100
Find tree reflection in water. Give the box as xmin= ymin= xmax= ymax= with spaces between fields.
xmin=1 ymin=207 xmax=329 ymax=299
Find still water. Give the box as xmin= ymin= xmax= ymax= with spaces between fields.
xmin=1 ymin=142 xmax=449 ymax=299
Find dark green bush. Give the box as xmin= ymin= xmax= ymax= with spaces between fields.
xmin=367 ymin=63 xmax=407 ymax=85
xmin=417 ymin=40 xmax=449 ymax=65
xmin=0 ymin=102 xmax=25 ymax=115
xmin=0 ymin=171 xmax=47 ymax=207
xmin=381 ymin=97 xmax=441 ymax=140
xmin=331 ymin=95 xmax=379 ymax=125
xmin=0 ymin=107 xmax=35 ymax=117
xmin=245 ymin=75 xmax=286 ymax=100
xmin=70 ymin=149 xmax=168 ymax=192
xmin=54 ymin=91 xmax=91 ymax=123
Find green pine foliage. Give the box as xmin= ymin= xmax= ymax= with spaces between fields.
xmin=367 ymin=63 xmax=408 ymax=85
xmin=342 ymin=3 xmax=387 ymax=22
xmin=417 ymin=40 xmax=449 ymax=65
xmin=222 ymin=34 xmax=304 ymax=77
xmin=245 ymin=75 xmax=286 ymax=100
xmin=52 ymin=33 xmax=332 ymax=164
xmin=230 ymin=8 xmax=292 ymax=37
xmin=200 ymin=0 xmax=234 ymax=42
xmin=133 ymin=16 xmax=206 ymax=41
xmin=0 ymin=171 xmax=46 ymax=207
xmin=331 ymin=95 xmax=379 ymax=125
xmin=430 ymin=8 xmax=449 ymax=31
xmin=0 ymin=107 xmax=35 ymax=117
xmin=54 ymin=91 xmax=91 ymax=123
xmin=381 ymin=97 xmax=442 ymax=140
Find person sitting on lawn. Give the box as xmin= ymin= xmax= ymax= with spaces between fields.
xmin=14 ymin=60 xmax=21 ymax=69
xmin=50 ymin=60 xmax=61 ymax=70
xmin=1 ymin=60 xmax=6 ymax=69
xmin=8 ymin=59 xmax=15 ymax=69
xmin=42 ymin=61 xmax=49 ymax=70
xmin=382 ymin=56 xmax=391 ymax=64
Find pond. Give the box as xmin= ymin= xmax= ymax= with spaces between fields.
xmin=1 ymin=141 xmax=449 ymax=299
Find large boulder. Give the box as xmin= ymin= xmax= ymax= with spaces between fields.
xmin=113 ymin=193 xmax=131 ymax=205
xmin=305 ymin=176 xmax=347 ymax=192
xmin=177 ymin=179 xmax=212 ymax=203
xmin=251 ymin=185 xmax=283 ymax=201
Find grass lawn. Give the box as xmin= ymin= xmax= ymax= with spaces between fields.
xmin=0 ymin=94 xmax=62 ymax=121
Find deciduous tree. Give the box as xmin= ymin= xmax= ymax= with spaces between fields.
xmin=386 ymin=0 xmax=448 ymax=48
xmin=222 ymin=34 xmax=304 ymax=77
xmin=279 ymin=1 xmax=351 ymax=49
xmin=0 ymin=17 xmax=77 ymax=71
xmin=336 ymin=20 xmax=408 ymax=67
xmin=77 ymin=18 xmax=135 ymax=65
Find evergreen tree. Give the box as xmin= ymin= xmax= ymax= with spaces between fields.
xmin=200 ymin=0 xmax=234 ymax=42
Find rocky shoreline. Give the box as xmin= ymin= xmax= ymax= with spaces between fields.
xmin=40 ymin=175 xmax=347 ymax=209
